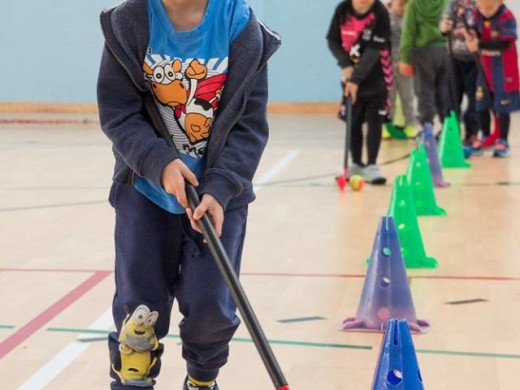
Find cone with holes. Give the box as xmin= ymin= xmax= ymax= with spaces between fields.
xmin=388 ymin=175 xmax=438 ymax=269
xmin=438 ymin=111 xmax=471 ymax=168
xmin=406 ymin=144 xmax=447 ymax=216
xmin=372 ymin=319 xmax=425 ymax=389
xmin=420 ymin=123 xmax=450 ymax=188
xmin=342 ymin=216 xmax=430 ymax=333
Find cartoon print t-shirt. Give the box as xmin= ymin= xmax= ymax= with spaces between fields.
xmin=134 ymin=0 xmax=250 ymax=214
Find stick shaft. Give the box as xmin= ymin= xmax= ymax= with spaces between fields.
xmin=343 ymin=96 xmax=353 ymax=170
xmin=186 ymin=184 xmax=289 ymax=389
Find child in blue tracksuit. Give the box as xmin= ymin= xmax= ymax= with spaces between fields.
xmin=97 ymin=0 xmax=280 ymax=389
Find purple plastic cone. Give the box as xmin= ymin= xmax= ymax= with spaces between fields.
xmin=341 ymin=216 xmax=430 ymax=333
xmin=420 ymin=123 xmax=450 ymax=188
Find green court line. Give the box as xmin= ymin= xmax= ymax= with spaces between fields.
xmin=415 ymin=349 xmax=520 ymax=360
xmin=39 ymin=327 xmax=520 ymax=359
xmin=0 ymin=325 xmax=15 ymax=329
xmin=231 ymin=337 xmax=372 ymax=350
xmin=47 ymin=327 xmax=370 ymax=350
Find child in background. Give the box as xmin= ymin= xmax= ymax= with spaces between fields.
xmin=399 ymin=0 xmax=449 ymax=129
xmin=465 ymin=0 xmax=520 ymax=157
xmin=327 ymin=0 xmax=392 ymax=185
xmin=440 ymin=0 xmax=479 ymax=146
xmin=386 ymin=0 xmax=418 ymax=139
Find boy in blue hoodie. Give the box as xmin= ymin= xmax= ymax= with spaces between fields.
xmin=97 ymin=0 xmax=281 ymax=389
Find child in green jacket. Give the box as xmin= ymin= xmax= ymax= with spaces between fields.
xmin=399 ymin=0 xmax=450 ymax=128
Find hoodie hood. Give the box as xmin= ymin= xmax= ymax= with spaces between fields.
xmin=414 ymin=0 xmax=447 ymax=23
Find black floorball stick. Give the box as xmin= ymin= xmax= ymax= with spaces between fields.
xmin=185 ymin=183 xmax=290 ymax=390
xmin=335 ymin=96 xmax=353 ymax=190
xmin=446 ymin=34 xmax=462 ymax=119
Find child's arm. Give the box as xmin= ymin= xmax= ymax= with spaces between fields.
xmin=350 ymin=7 xmax=391 ymax=85
xmin=199 ymin=67 xmax=270 ymax=211
xmin=326 ymin=5 xmax=354 ymax=70
xmin=97 ymin=45 xmax=181 ymax=188
xmin=399 ymin=0 xmax=417 ymax=64
xmin=440 ymin=1 xmax=455 ymax=35
xmin=480 ymin=11 xmax=517 ymax=49
xmin=465 ymin=11 xmax=517 ymax=52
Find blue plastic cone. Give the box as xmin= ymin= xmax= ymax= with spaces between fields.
xmin=420 ymin=123 xmax=450 ymax=188
xmin=342 ymin=217 xmax=430 ymax=333
xmin=372 ymin=319 xmax=425 ymax=390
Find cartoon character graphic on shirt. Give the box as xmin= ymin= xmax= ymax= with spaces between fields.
xmin=143 ymin=58 xmax=225 ymax=146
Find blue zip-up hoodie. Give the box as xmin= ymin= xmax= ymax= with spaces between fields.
xmin=97 ymin=0 xmax=281 ymax=210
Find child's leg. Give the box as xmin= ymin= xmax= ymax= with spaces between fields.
xmin=477 ymin=110 xmax=491 ymax=138
xmin=450 ymin=58 xmax=464 ymax=117
xmin=499 ymin=113 xmax=510 ymax=141
xmin=397 ymin=72 xmax=416 ymax=127
xmin=389 ymin=67 xmax=398 ymax=123
xmin=365 ymin=94 xmax=387 ymax=165
xmin=434 ymin=48 xmax=449 ymax=122
xmin=175 ymin=206 xmax=248 ymax=383
xmin=492 ymin=113 xmax=511 ymax=157
xmin=461 ymin=60 xmax=479 ymax=141
xmin=413 ymin=47 xmax=444 ymax=124
xmin=350 ymin=98 xmax=366 ymax=166
xmin=109 ymin=182 xmax=183 ymax=389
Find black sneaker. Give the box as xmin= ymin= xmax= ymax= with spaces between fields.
xmin=183 ymin=376 xmax=219 ymax=390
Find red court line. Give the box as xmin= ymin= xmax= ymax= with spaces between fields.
xmin=0 ymin=119 xmax=97 ymax=125
xmin=0 ymin=270 xmax=111 ymax=360
xmin=1 ymin=268 xmax=519 ymax=282
xmin=0 ymin=268 xmax=106 ymax=274
xmin=410 ymin=275 xmax=520 ymax=281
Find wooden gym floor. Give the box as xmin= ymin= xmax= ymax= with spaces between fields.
xmin=0 ymin=111 xmax=519 ymax=389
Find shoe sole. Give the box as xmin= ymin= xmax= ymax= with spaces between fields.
xmin=370 ymin=178 xmax=387 ymax=185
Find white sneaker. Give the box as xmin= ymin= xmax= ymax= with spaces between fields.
xmin=364 ymin=164 xmax=386 ymax=185
xmin=347 ymin=163 xmax=364 ymax=179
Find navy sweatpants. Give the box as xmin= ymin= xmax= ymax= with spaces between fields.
xmin=108 ymin=182 xmax=248 ymax=389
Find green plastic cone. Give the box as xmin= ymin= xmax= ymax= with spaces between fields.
xmin=387 ymin=175 xmax=438 ymax=268
xmin=438 ymin=110 xmax=471 ymax=168
xmin=406 ymin=144 xmax=447 ymax=217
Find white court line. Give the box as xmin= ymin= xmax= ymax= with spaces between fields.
xmin=18 ymin=308 xmax=113 ymax=390
xmin=253 ymin=150 xmax=299 ymax=193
